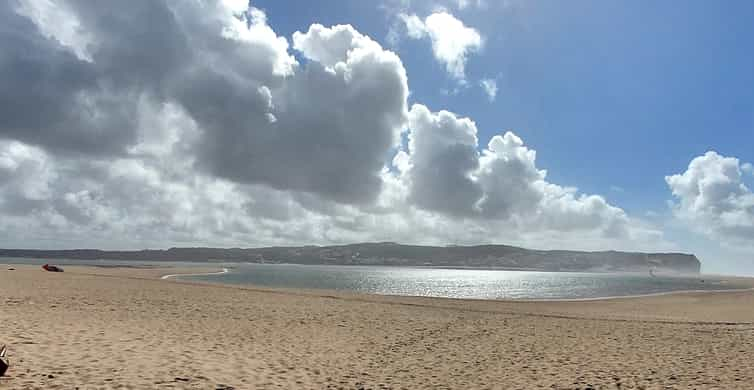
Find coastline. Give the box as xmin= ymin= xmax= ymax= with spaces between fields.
xmin=7 ymin=261 xmax=753 ymax=304
xmin=161 ymin=264 xmax=754 ymax=304
xmin=0 ymin=255 xmax=702 ymax=274
xmin=3 ymin=265 xmax=754 ymax=388
xmin=160 ymin=267 xmax=230 ymax=280
xmin=154 ymin=265 xmax=754 ymax=325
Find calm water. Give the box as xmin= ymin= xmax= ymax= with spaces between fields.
xmin=186 ymin=263 xmax=740 ymax=300
xmin=2 ymin=258 xmax=743 ymax=300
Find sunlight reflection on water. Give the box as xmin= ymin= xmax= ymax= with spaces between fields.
xmin=186 ymin=263 xmax=738 ymax=300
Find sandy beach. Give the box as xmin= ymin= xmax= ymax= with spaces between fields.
xmin=2 ymin=265 xmax=754 ymax=389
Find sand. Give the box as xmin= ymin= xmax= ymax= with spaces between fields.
xmin=1 ymin=265 xmax=754 ymax=389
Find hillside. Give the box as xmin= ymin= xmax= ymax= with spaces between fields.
xmin=0 ymin=243 xmax=701 ymax=274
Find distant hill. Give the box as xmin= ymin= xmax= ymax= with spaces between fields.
xmin=0 ymin=243 xmax=700 ymax=274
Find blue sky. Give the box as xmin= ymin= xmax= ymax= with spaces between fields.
xmin=256 ymin=0 xmax=754 ymax=214
xmin=2 ymin=0 xmax=753 ymax=274
xmin=250 ymin=0 xmax=754 ymax=273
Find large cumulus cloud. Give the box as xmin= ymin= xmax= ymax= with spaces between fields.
xmin=0 ymin=1 xmax=136 ymax=155
xmin=667 ymin=151 xmax=754 ymax=248
xmin=4 ymin=0 xmax=407 ymax=203
xmin=393 ymin=104 xmax=632 ymax=239
xmin=401 ymin=104 xmax=482 ymax=216
xmin=0 ymin=0 xmax=668 ymax=252
xmin=193 ymin=23 xmax=408 ymax=204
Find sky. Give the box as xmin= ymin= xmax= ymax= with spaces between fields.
xmin=0 ymin=0 xmax=753 ymax=274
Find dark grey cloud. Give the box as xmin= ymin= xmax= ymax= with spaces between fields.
xmin=0 ymin=1 xmax=138 ymax=156
xmin=183 ymin=23 xmax=408 ymax=204
xmin=404 ymin=104 xmax=482 ymax=216
xmin=3 ymin=1 xmax=408 ymax=204
xmin=67 ymin=0 xmax=191 ymax=91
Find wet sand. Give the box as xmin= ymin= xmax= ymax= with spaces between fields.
xmin=1 ymin=264 xmax=753 ymax=389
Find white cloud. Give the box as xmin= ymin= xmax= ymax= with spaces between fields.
xmin=292 ymin=24 xmax=383 ymax=69
xmin=479 ymin=78 xmax=497 ymax=101
xmin=14 ymin=0 xmax=93 ymax=61
xmin=392 ymin=104 xmax=650 ymax=245
xmin=666 ymin=151 xmax=754 ymax=249
xmin=743 ymin=162 xmax=753 ymax=175
xmin=399 ymin=13 xmax=427 ymax=39
xmin=218 ymin=5 xmax=297 ymax=77
xmin=0 ymin=141 xmax=56 ymax=214
xmin=399 ymin=11 xmax=482 ymax=80
xmin=456 ymin=0 xmax=485 ymax=10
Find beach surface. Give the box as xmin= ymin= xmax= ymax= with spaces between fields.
xmin=1 ymin=265 xmax=754 ymax=389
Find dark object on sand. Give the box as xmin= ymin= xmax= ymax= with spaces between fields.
xmin=0 ymin=344 xmax=8 ymax=376
xmin=42 ymin=264 xmax=63 ymax=272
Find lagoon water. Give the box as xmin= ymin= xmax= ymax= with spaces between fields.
xmin=2 ymin=258 xmax=741 ymax=300
xmin=185 ymin=263 xmax=739 ymax=300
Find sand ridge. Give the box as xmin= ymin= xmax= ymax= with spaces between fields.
xmin=1 ymin=265 xmax=753 ymax=389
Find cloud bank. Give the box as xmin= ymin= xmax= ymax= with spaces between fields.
xmin=0 ymin=0 xmax=669 ymax=252
xmin=667 ymin=151 xmax=754 ymax=249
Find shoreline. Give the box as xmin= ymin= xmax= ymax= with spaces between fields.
xmin=6 ymin=261 xmax=753 ymax=304
xmin=0 ymin=256 xmax=711 ymax=275
xmin=160 ymin=265 xmax=754 ymax=304
xmin=159 ymin=267 xmax=230 ymax=280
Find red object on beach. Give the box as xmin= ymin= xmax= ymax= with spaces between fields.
xmin=42 ymin=264 xmax=63 ymax=272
